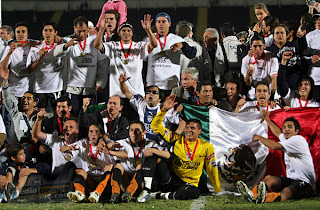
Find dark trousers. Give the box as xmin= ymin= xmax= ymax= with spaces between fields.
xmin=51 ymin=162 xmax=77 ymax=185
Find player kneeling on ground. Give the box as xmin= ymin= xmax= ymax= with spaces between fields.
xmin=237 ymin=110 xmax=315 ymax=204
xmin=63 ymin=123 xmax=123 ymax=203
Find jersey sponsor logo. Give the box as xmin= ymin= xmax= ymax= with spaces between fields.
xmin=174 ymin=155 xmax=200 ymax=169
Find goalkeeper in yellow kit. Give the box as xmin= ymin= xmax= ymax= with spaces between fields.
xmin=148 ymin=95 xmax=221 ymax=200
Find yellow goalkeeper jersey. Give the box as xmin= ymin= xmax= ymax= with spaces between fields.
xmin=151 ymin=110 xmax=221 ymax=192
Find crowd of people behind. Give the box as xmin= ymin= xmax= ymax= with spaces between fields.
xmin=0 ymin=0 xmax=318 ymax=205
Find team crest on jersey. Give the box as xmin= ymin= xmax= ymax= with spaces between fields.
xmin=147 ymin=115 xmax=153 ymax=122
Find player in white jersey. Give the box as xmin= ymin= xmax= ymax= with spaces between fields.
xmin=54 ymin=16 xmax=108 ymax=116
xmin=64 ymin=123 xmax=123 ymax=203
xmin=95 ymin=9 xmax=119 ymax=104
xmin=0 ymin=22 xmax=38 ymax=98
xmin=146 ymin=12 xmax=197 ymax=97
xmin=237 ymin=111 xmax=315 ymax=204
xmin=119 ymin=73 xmax=179 ymax=145
xmin=94 ymin=14 xmax=157 ymax=98
xmin=26 ymin=22 xmax=65 ymax=112
xmin=241 ymin=35 xmax=278 ymax=100
xmin=100 ymin=121 xmax=169 ymax=203
xmin=235 ymin=81 xmax=280 ymax=113
xmin=32 ymin=111 xmax=85 ymax=184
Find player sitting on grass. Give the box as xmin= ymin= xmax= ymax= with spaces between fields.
xmin=0 ymin=143 xmax=40 ymax=202
xmin=237 ymin=110 xmax=315 ymax=204
xmin=148 ymin=95 xmax=222 ymax=201
xmin=63 ymin=123 xmax=123 ymax=203
xmin=100 ymin=121 xmax=169 ymax=203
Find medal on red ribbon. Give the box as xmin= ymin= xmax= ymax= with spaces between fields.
xmin=156 ymin=33 xmax=167 ymax=56
xmin=120 ymin=41 xmax=132 ymax=65
xmin=130 ymin=140 xmax=144 ymax=166
xmin=185 ymin=139 xmax=199 ymax=168
xmin=79 ymin=39 xmax=87 ymax=57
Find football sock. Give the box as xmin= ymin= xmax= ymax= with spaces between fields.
xmin=74 ymin=174 xmax=86 ymax=195
xmin=111 ymin=168 xmax=122 ymax=194
xmin=95 ymin=171 xmax=111 ymax=195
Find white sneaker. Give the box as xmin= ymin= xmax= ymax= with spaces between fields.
xmin=88 ymin=191 xmax=100 ymax=203
xmin=236 ymin=181 xmax=255 ymax=203
xmin=137 ymin=190 xmax=151 ymax=203
xmin=67 ymin=190 xmax=85 ymax=203
xmin=256 ymin=181 xmax=267 ymax=204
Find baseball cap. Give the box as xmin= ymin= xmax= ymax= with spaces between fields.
xmin=155 ymin=12 xmax=171 ymax=22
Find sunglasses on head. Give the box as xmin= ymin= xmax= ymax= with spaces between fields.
xmin=146 ymin=90 xmax=159 ymax=95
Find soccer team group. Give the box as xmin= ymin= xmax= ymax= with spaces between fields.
xmin=0 ymin=0 xmax=318 ymax=205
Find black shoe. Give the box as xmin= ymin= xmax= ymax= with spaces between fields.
xmin=110 ymin=193 xmax=120 ymax=204
xmin=121 ymin=191 xmax=132 ymax=203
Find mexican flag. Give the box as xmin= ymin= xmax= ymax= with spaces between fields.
xmin=180 ymin=104 xmax=320 ymax=192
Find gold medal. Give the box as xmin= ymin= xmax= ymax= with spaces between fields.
xmin=160 ymin=50 xmax=166 ymax=56
xmin=80 ymin=52 xmax=86 ymax=57
xmin=65 ymin=155 xmax=72 ymax=161
xmin=120 ymin=41 xmax=132 ymax=66
xmin=189 ymin=162 xmax=196 ymax=167
xmin=249 ymin=64 xmax=254 ymax=69
xmin=136 ymin=160 xmax=142 ymax=165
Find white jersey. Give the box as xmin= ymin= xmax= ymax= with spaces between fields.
xmin=26 ymin=41 xmax=65 ymax=93
xmin=146 ymin=33 xmax=185 ymax=90
xmin=0 ymin=41 xmax=35 ymax=97
xmin=44 ymin=134 xmax=84 ymax=173
xmin=306 ymin=29 xmax=320 ymax=85
xmin=241 ymin=51 xmax=278 ymax=99
xmin=129 ymin=94 xmax=179 ymax=142
xmin=239 ymin=100 xmax=281 ymax=113
xmin=279 ymin=134 xmax=316 ymax=190
xmin=76 ymin=139 xmax=115 ymax=176
xmin=283 ymin=89 xmax=320 ymax=108
xmin=117 ymin=138 xmax=162 ymax=174
xmin=54 ymin=35 xmax=108 ymax=90
xmin=102 ymin=41 xmax=148 ymax=97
